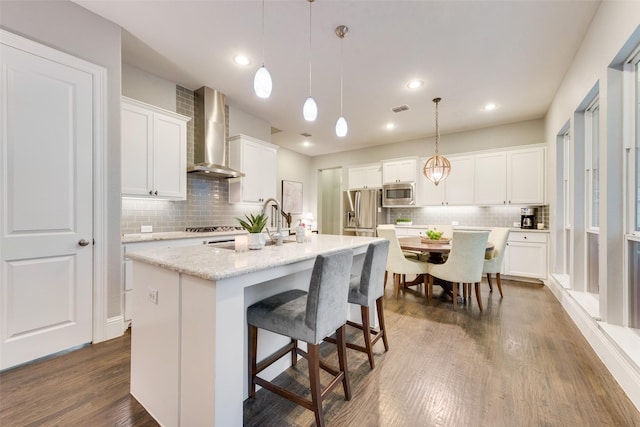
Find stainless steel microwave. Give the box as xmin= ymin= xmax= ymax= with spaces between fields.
xmin=382 ymin=182 xmax=415 ymax=206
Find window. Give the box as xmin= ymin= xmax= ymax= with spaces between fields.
xmin=586 ymin=99 xmax=600 ymax=294
xmin=586 ymin=101 xmax=600 ymax=230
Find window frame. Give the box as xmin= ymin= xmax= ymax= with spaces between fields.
xmin=585 ymin=98 xmax=600 ymax=232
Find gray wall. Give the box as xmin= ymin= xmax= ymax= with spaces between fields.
xmin=0 ymin=0 xmax=123 ymax=319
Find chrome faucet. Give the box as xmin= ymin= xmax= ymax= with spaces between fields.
xmin=261 ymin=198 xmax=283 ymax=246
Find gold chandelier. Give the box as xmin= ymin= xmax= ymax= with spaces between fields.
xmin=423 ymin=97 xmax=451 ymax=186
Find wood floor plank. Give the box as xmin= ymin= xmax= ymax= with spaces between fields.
xmin=1 ymin=278 xmax=639 ymax=427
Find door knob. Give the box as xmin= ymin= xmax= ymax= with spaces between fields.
xmin=78 ymin=239 xmax=90 ymax=246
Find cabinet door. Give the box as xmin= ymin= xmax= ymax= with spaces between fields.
xmin=420 ymin=177 xmax=446 ymax=205
xmin=260 ymin=145 xmax=277 ymax=201
xmin=153 ymin=114 xmax=186 ymax=199
xmin=444 ymin=155 xmax=475 ymax=205
xmin=364 ymin=166 xmax=382 ymax=188
xmin=122 ymin=103 xmax=153 ymax=196
xmin=505 ymin=242 xmax=547 ymax=279
xmin=508 ymin=147 xmax=545 ymax=205
xmin=382 ymin=159 xmax=416 ymax=184
xmin=475 ymin=152 xmax=507 ymax=205
xmin=349 ymin=165 xmax=381 ymax=189
xmin=228 ymin=136 xmax=278 ymax=203
xmin=348 ymin=168 xmax=366 ymax=189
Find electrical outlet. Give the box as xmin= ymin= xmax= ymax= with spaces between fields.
xmin=141 ymin=225 xmax=153 ymax=233
xmin=148 ymin=287 xmax=158 ymax=304
xmin=451 ymin=221 xmax=459 ymax=226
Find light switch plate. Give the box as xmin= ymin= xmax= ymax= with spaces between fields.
xmin=141 ymin=225 xmax=153 ymax=233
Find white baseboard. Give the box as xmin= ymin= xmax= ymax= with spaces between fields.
xmin=547 ymin=277 xmax=640 ymax=412
xmin=104 ymin=315 xmax=126 ymax=341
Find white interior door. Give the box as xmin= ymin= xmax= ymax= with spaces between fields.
xmin=0 ymin=42 xmax=94 ymax=370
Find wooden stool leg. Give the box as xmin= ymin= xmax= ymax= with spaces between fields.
xmin=463 ymin=283 xmax=468 ymax=300
xmin=248 ymin=324 xmax=258 ymax=398
xmin=291 ymin=339 xmax=298 ymax=366
xmin=453 ymin=283 xmax=458 ymax=310
xmin=496 ymin=273 xmax=504 ymax=298
xmin=475 ymin=282 xmax=483 ymax=311
xmin=487 ymin=273 xmax=493 ymax=292
xmin=336 ymin=325 xmax=351 ymax=400
xmin=394 ymin=273 xmax=401 ymax=299
xmin=307 ymin=343 xmax=325 ymax=427
xmin=384 ymin=270 xmax=388 ymax=289
xmin=376 ymin=297 xmax=389 ymax=351
xmin=360 ymin=306 xmax=375 ymax=369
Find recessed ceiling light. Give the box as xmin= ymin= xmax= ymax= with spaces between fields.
xmin=233 ymin=55 xmax=250 ymax=66
xmin=385 ymin=123 xmax=395 ymax=130
xmin=302 ymin=141 xmax=312 ymax=147
xmin=406 ymin=80 xmax=424 ymax=89
xmin=484 ymin=103 xmax=497 ymax=111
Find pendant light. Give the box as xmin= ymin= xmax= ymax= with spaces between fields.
xmin=423 ymin=98 xmax=451 ymax=186
xmin=335 ymin=25 xmax=348 ymax=137
xmin=303 ymin=0 xmax=317 ymax=121
xmin=254 ymin=0 xmax=272 ymax=98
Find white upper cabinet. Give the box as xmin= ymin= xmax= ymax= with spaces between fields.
xmin=475 ymin=146 xmax=545 ymax=205
xmin=419 ymin=155 xmax=475 ymax=206
xmin=228 ymin=134 xmax=278 ymax=204
xmin=348 ymin=164 xmax=382 ymax=189
xmin=382 ymin=158 xmax=417 ymax=184
xmin=121 ymin=97 xmax=189 ymax=200
xmin=474 ymin=152 xmax=508 ymax=205
xmin=507 ymin=147 xmax=545 ymax=205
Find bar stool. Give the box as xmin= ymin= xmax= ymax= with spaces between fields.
xmin=325 ymin=240 xmax=390 ymax=369
xmin=247 ymin=249 xmax=354 ymax=427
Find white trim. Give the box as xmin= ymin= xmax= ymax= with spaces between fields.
xmin=548 ymin=276 xmax=640 ymax=412
xmin=0 ymin=29 xmax=112 ymax=344
xmin=105 ymin=315 xmax=127 ymax=340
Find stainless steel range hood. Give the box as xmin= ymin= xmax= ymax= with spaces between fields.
xmin=187 ymin=86 xmax=245 ymax=178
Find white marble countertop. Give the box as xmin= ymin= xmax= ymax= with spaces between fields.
xmin=392 ymin=224 xmax=550 ymax=233
xmin=122 ymin=230 xmax=247 ymax=243
xmin=126 ymin=234 xmax=382 ymax=281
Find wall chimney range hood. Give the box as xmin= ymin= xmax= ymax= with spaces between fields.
xmin=187 ymin=86 xmax=245 ymax=178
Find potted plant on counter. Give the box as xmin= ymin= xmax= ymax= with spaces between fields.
xmin=236 ymin=212 xmax=268 ymax=250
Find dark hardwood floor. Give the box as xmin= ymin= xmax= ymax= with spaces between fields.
xmin=2 ymin=278 xmax=639 ymax=426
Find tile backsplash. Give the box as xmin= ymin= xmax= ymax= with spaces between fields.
xmin=388 ymin=205 xmax=549 ymax=228
xmin=121 ymin=176 xmax=261 ymax=234
xmin=121 ymin=85 xmax=258 ymax=235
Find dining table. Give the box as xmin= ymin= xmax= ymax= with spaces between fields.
xmin=397 ymin=236 xmax=494 ymax=290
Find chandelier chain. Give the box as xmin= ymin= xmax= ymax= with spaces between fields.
xmin=261 ymin=0 xmax=265 ymax=65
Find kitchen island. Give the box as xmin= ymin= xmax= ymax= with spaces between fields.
xmin=125 ymin=234 xmax=382 ymax=427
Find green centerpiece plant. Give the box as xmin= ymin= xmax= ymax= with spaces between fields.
xmin=236 ymin=213 xmax=268 ymax=249
xmin=236 ymin=212 xmax=268 ymax=233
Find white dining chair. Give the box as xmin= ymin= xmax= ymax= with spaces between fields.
xmin=376 ymin=226 xmax=430 ymax=299
xmin=482 ymin=227 xmax=510 ymax=298
xmin=427 ymin=230 xmax=489 ymax=311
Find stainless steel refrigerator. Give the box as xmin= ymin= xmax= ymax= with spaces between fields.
xmin=343 ymin=188 xmax=384 ymax=237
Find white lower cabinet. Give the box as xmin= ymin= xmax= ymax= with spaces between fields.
xmin=504 ymin=231 xmax=548 ymax=280
xmin=122 ymin=237 xmax=212 ymax=322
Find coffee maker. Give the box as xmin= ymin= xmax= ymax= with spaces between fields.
xmin=520 ymin=207 xmax=536 ymax=229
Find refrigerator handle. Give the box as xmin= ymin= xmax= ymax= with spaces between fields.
xmin=355 ymin=191 xmax=360 ymax=227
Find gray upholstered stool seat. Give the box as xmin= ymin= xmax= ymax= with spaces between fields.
xmin=247 ymin=249 xmax=354 ymax=427
xmin=327 ymin=240 xmax=390 ymax=369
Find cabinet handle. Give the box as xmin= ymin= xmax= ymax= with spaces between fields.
xmin=524 ymin=236 xmax=527 ymax=239
xmin=503 ymin=201 xmax=506 ymax=204
xmin=149 ymin=190 xmax=153 ymax=195
xmin=154 ymin=191 xmax=158 ymax=196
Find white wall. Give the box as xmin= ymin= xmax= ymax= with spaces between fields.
xmin=0 ymin=0 xmax=123 ymax=319
xmin=545 ymin=3 xmax=640 ymax=324
xmin=122 ymin=63 xmax=177 ymax=111
xmin=543 ymin=1 xmax=640 ymax=411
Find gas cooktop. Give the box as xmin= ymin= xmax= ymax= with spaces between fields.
xmin=185 ymin=226 xmax=245 ymax=233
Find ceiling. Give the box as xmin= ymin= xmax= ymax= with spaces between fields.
xmin=74 ymin=0 xmax=600 ymax=156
